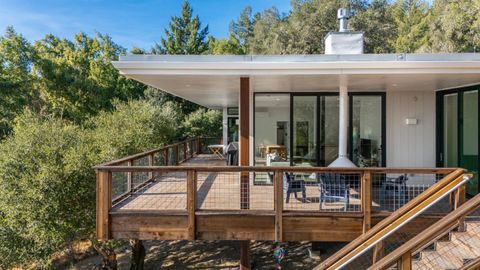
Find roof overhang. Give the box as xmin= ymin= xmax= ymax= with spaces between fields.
xmin=113 ymin=54 xmax=480 ymax=108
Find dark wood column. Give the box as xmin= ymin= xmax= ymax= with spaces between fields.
xmin=239 ymin=77 xmax=251 ymax=270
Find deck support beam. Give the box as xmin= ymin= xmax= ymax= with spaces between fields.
xmin=239 ymin=77 xmax=251 ymax=270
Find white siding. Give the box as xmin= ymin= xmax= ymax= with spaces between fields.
xmin=387 ymin=91 xmax=436 ymax=167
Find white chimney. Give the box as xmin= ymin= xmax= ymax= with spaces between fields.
xmin=325 ymin=8 xmax=364 ymax=55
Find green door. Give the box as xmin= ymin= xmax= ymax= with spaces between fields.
xmin=438 ymin=87 xmax=479 ymax=196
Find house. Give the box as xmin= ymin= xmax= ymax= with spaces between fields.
xmin=98 ymin=9 xmax=480 ymax=269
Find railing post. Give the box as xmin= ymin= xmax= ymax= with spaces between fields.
xmin=187 ymin=170 xmax=197 ymax=241
xmin=176 ymin=144 xmax=180 ymax=165
xmin=148 ymin=154 xmax=154 ymax=180
xmin=184 ymin=141 xmax=187 ymax=162
xmin=373 ymin=240 xmax=384 ymax=263
xmin=127 ymin=160 xmax=133 ymax=192
xmin=362 ymin=171 xmax=372 ymax=233
xmin=96 ymin=169 xmax=112 ymax=240
xmin=455 ymin=181 xmax=467 ymax=231
xmin=274 ymin=170 xmax=283 ymax=242
xmin=399 ymin=253 xmax=412 ymax=270
xmin=198 ymin=138 xmax=202 ymax=154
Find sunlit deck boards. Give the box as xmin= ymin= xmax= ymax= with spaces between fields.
xmin=111 ymin=154 xmax=362 ymax=213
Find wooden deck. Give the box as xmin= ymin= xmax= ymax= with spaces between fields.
xmin=112 ymin=154 xmax=361 ymax=213
xmin=95 ymin=140 xmax=459 ymax=244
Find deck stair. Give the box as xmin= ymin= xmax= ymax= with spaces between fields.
xmin=411 ymin=221 xmax=480 ymax=270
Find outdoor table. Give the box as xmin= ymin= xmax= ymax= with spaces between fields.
xmin=208 ymin=144 xmax=225 ymax=159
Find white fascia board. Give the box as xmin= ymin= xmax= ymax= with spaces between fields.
xmin=112 ymin=61 xmax=480 ymax=76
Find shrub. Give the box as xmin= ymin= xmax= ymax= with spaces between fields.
xmin=182 ymin=108 xmax=222 ymax=138
xmin=0 ymin=111 xmax=97 ymax=268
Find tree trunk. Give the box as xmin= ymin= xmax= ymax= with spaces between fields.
xmin=130 ymin=239 xmax=146 ymax=270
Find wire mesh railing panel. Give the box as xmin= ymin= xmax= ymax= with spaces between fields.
xmin=153 ymin=150 xmax=167 ymax=166
xmin=371 ymin=173 xmax=447 ymax=213
xmin=132 ymin=156 xmax=149 ymax=188
xmin=112 ymin=170 xmax=128 ymax=200
xmin=282 ymin=172 xmax=361 ymax=212
xmin=168 ymin=147 xmax=177 ymax=165
xmin=197 ymin=171 xmax=274 ymax=210
xmin=178 ymin=143 xmax=185 ymax=162
xmin=113 ymin=171 xmax=187 ymax=211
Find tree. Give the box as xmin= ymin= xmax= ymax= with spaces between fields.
xmin=422 ymin=0 xmax=480 ymax=52
xmin=33 ymin=32 xmax=146 ymax=123
xmin=392 ymin=0 xmax=430 ymax=53
xmin=153 ymin=1 xmax=209 ymax=54
xmin=229 ymin=6 xmax=255 ymax=53
xmin=0 ymin=27 xmax=39 ymax=138
xmin=182 ymin=108 xmax=222 ymax=138
xmin=207 ymin=35 xmax=245 ymax=55
xmin=350 ymin=0 xmax=397 ymax=53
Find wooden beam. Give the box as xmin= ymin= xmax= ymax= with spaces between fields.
xmin=239 ymin=77 xmax=250 ymax=270
xmin=127 ymin=160 xmax=133 ymax=192
xmin=455 ymin=182 xmax=466 ymax=231
xmin=148 ymin=154 xmax=154 ymax=179
xmin=187 ymin=170 xmax=197 ymax=241
xmin=274 ymin=170 xmax=283 ymax=242
xmin=240 ymin=77 xmax=250 ymax=209
xmin=96 ymin=170 xmax=112 ymax=240
xmin=373 ymin=241 xmax=384 ymax=263
xmin=362 ymin=171 xmax=372 ymax=233
xmin=399 ymin=253 xmax=412 ymax=270
xmin=240 ymin=241 xmax=250 ymax=270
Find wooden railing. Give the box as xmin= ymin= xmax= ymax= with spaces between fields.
xmin=314 ymin=169 xmax=472 ymax=270
xmin=370 ymin=189 xmax=480 ymax=270
xmin=95 ymin=154 xmax=460 ymax=241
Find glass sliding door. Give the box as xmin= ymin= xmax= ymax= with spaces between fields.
xmin=438 ymin=86 xmax=479 ymax=195
xmin=292 ymin=94 xmax=339 ymax=166
xmin=351 ymin=95 xmax=384 ymax=167
xmin=443 ymin=93 xmax=458 ymax=167
xmin=254 ymin=94 xmax=290 ymax=166
xmin=293 ymin=96 xmax=318 ymax=166
xmin=461 ymin=90 xmax=478 ymax=195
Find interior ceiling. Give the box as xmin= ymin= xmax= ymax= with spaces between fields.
xmin=128 ymin=73 xmax=480 ymax=109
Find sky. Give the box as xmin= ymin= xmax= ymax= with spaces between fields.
xmin=0 ymin=0 xmax=292 ymax=50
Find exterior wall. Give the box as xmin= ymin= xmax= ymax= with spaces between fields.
xmin=386 ymin=91 xmax=436 ymax=167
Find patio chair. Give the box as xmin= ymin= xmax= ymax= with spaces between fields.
xmin=284 ymin=172 xmax=307 ymax=203
xmin=380 ymin=174 xmax=408 ymax=210
xmin=318 ymin=173 xmax=350 ymax=211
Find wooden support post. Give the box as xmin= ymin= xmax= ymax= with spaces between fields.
xmin=239 ymin=77 xmax=251 ymax=269
xmin=96 ymin=169 xmax=112 ymax=240
xmin=240 ymin=241 xmax=250 ymax=270
xmin=373 ymin=240 xmax=384 ymax=263
xmin=198 ymin=138 xmax=202 ymax=154
xmin=127 ymin=160 xmax=133 ymax=192
xmin=129 ymin=239 xmax=145 ymax=270
xmin=148 ymin=154 xmax=154 ymax=180
xmin=455 ymin=182 xmax=466 ymax=231
xmin=399 ymin=253 xmax=412 ymax=270
xmin=184 ymin=142 xmax=187 ymax=162
xmin=362 ymin=171 xmax=372 ymax=233
xmin=187 ymin=170 xmax=197 ymax=241
xmin=274 ymin=170 xmax=283 ymax=242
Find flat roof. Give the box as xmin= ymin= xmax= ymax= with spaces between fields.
xmin=119 ymin=53 xmax=480 ymax=62
xmin=113 ymin=53 xmax=480 ymax=108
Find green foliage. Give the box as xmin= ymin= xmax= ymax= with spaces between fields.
xmin=153 ymin=1 xmax=209 ymax=54
xmin=208 ymin=35 xmax=245 ymax=55
xmin=350 ymin=0 xmax=397 ymax=53
xmin=0 ymin=111 xmax=97 ymax=268
xmin=90 ymin=99 xmax=181 ymax=160
xmin=423 ymin=0 xmax=480 ymax=52
xmin=0 ymin=27 xmax=39 ymax=138
xmin=34 ymin=32 xmax=146 ymax=123
xmin=182 ymin=108 xmax=222 ymax=138
xmin=391 ymin=0 xmax=430 ymax=53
